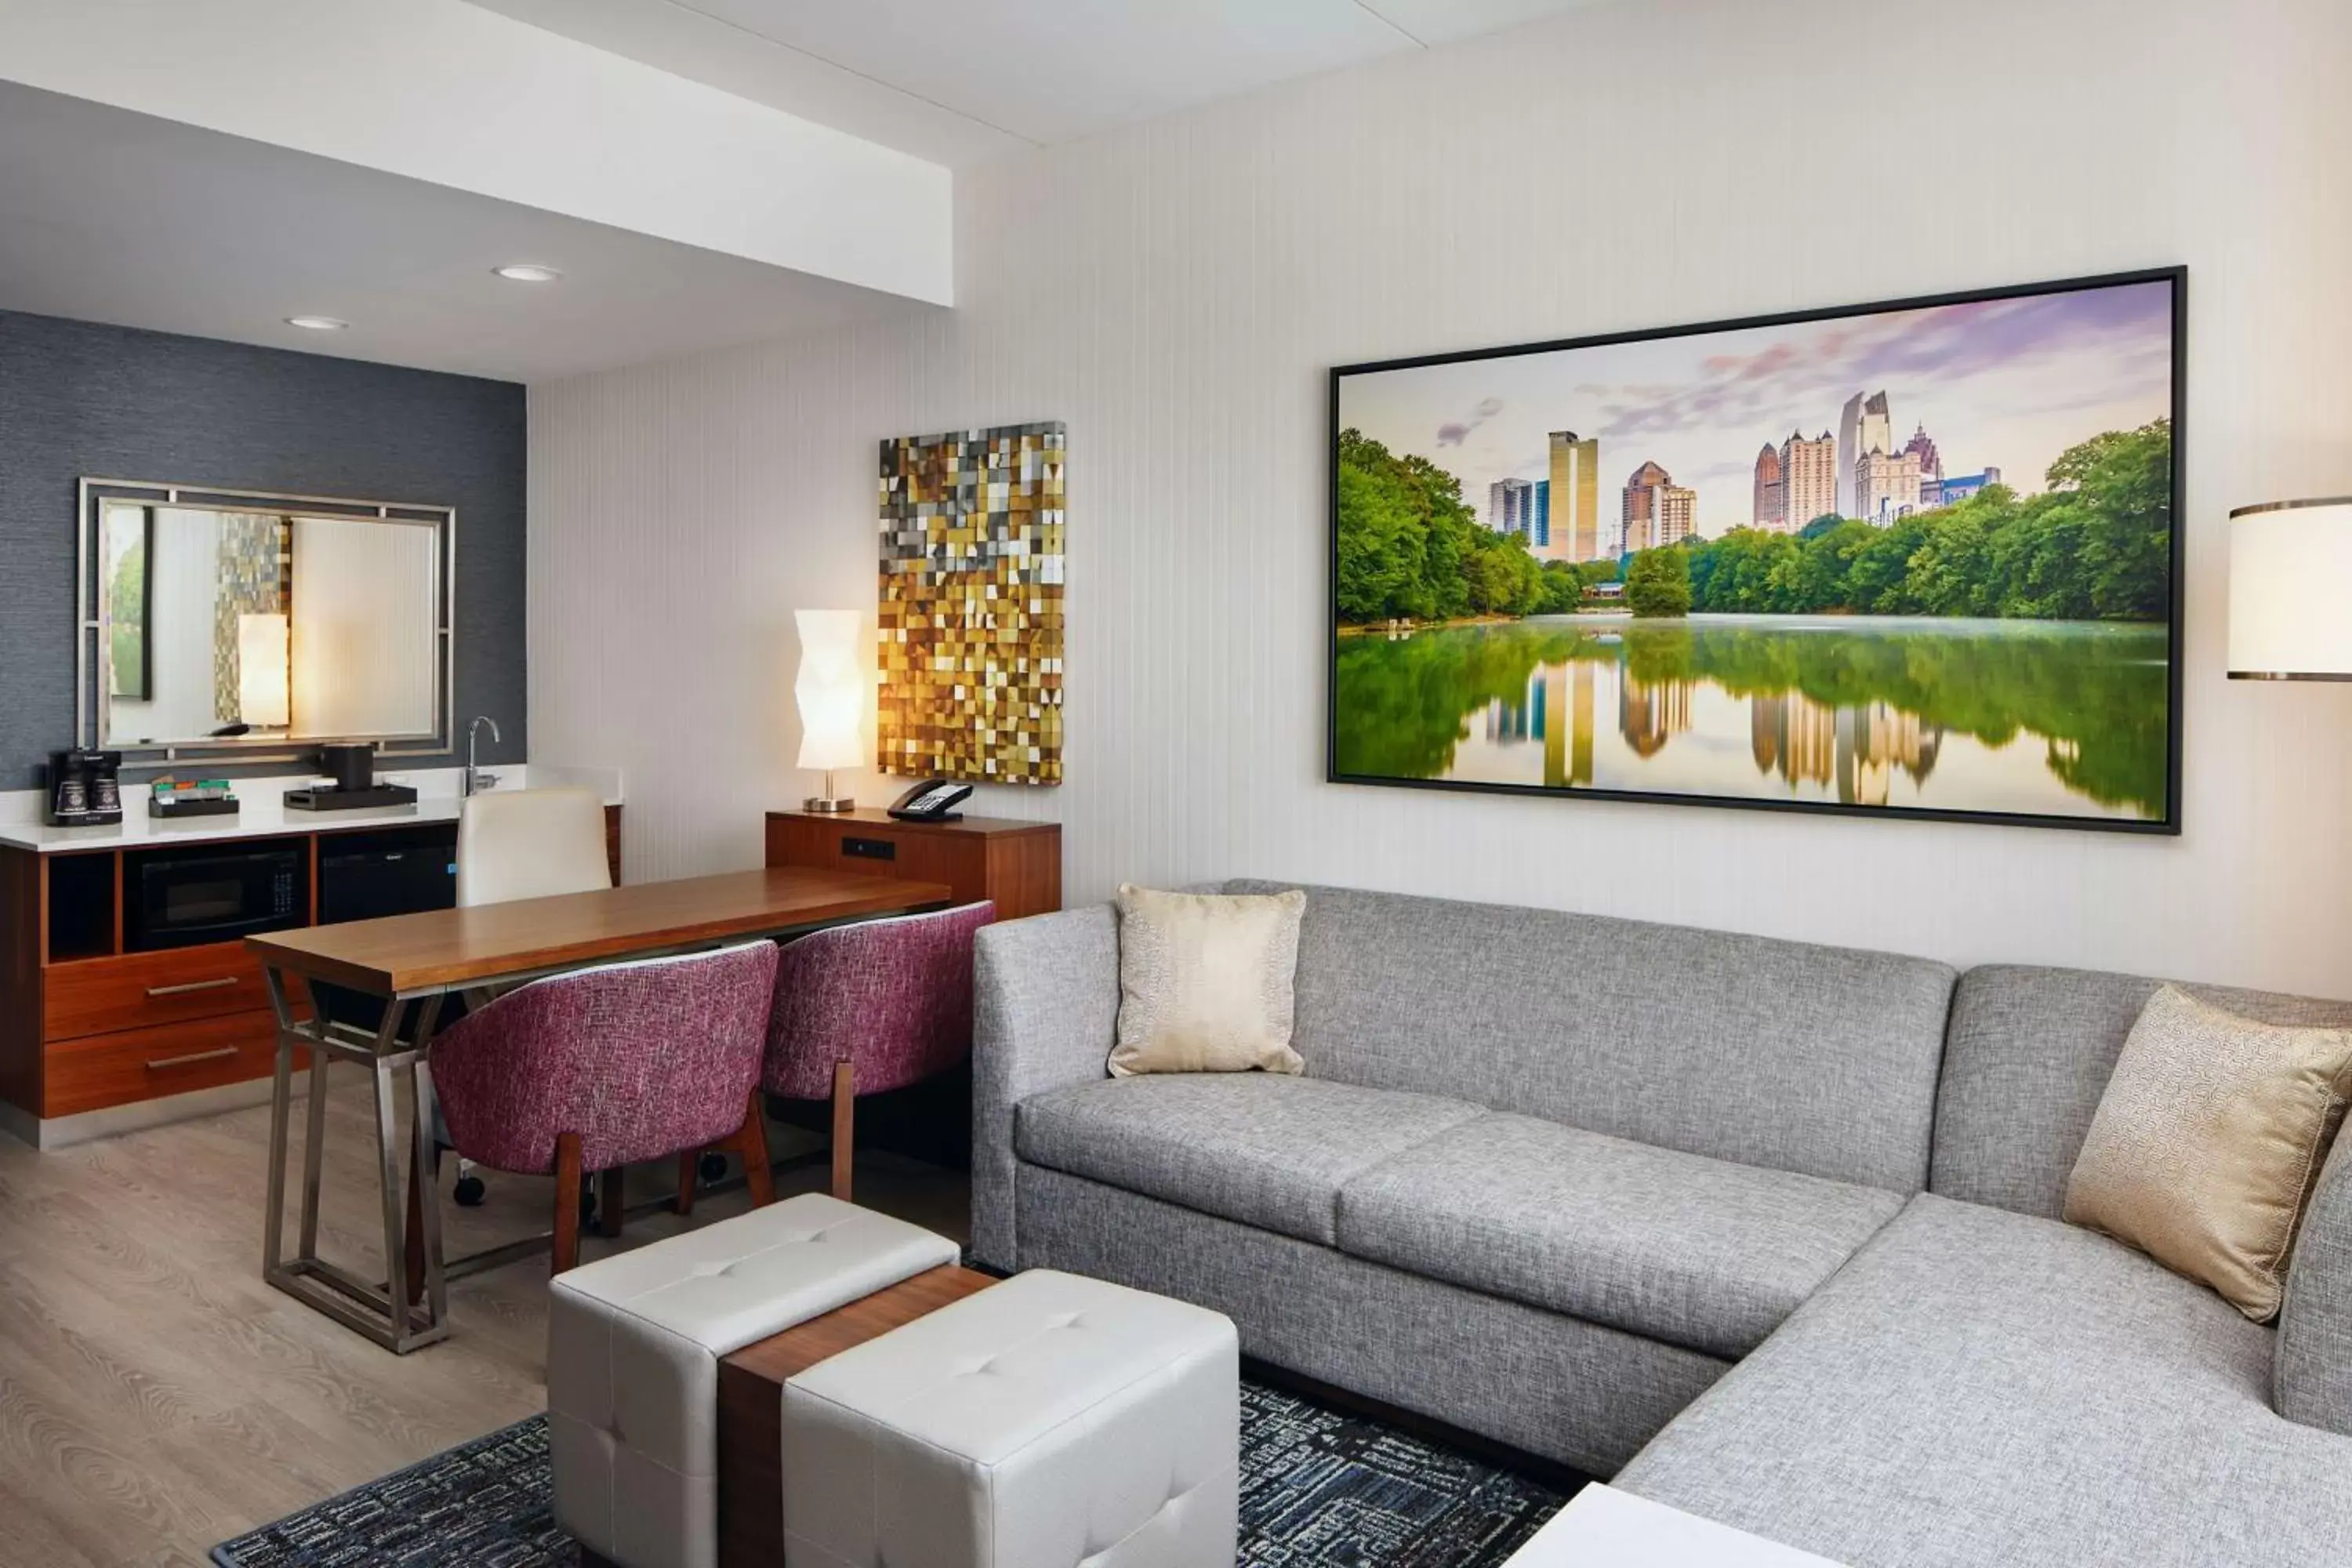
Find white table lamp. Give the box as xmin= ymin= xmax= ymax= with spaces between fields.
xmin=2229 ymin=498 xmax=2352 ymax=680
xmin=238 ymin=612 xmax=291 ymax=729
xmin=794 ymin=608 xmax=864 ymax=812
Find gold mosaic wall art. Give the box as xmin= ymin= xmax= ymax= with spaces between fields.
xmin=878 ymin=423 xmax=1065 ymax=785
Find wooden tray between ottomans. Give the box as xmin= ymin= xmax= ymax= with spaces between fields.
xmin=712 ymin=1265 xmax=997 ymax=1567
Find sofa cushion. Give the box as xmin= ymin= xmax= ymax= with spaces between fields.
xmin=1014 ymin=1074 xmax=1483 ymax=1245
xmin=1617 ymin=1193 xmax=2352 ymax=1568
xmin=1934 ymin=965 xmax=2352 ymax=1220
xmin=1335 ymin=1114 xmax=1904 ymax=1359
xmin=1221 ymin=881 xmax=1955 ymax=1193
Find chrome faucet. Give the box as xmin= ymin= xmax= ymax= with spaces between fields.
xmin=465 ymin=715 xmax=501 ymax=797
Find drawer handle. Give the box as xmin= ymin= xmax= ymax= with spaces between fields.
xmin=147 ymin=977 xmax=241 ymax=998
xmin=145 ymin=1047 xmax=239 ymax=1070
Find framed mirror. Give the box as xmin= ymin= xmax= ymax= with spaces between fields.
xmin=78 ymin=481 xmax=456 ymax=760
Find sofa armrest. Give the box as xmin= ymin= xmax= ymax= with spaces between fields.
xmin=2278 ymin=1124 xmax=2352 ymax=1434
xmin=970 ymin=904 xmax=1119 ymax=1271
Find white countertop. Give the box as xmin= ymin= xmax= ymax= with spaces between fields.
xmin=0 ymin=764 xmax=623 ymax=854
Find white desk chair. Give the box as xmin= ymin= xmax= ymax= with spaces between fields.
xmin=439 ymin=786 xmax=615 ymax=1208
xmin=456 ymin=786 xmax=612 ymax=907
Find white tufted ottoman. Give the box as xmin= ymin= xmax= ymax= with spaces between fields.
xmin=546 ymin=1192 xmax=960 ymax=1568
xmin=779 ymin=1268 xmax=1240 ymax=1568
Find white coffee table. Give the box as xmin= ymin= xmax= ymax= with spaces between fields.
xmin=1508 ymin=1486 xmax=1849 ymax=1566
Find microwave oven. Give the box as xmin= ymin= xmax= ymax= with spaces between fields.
xmin=125 ymin=843 xmax=308 ymax=952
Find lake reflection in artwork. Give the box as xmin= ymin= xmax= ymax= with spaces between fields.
xmin=1333 ymin=615 xmax=2169 ymax=822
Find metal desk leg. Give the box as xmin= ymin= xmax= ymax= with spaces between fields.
xmin=260 ymin=982 xmax=454 ymax=1353
xmin=409 ymin=1052 xmax=449 ymax=1329
xmin=261 ymin=967 xmax=297 ymax=1277
xmin=296 ymin=976 xmax=330 ymax=1260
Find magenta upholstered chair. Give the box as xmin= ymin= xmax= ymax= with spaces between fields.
xmin=425 ymin=940 xmax=781 ymax=1272
xmin=763 ymin=901 xmax=995 ymax=1202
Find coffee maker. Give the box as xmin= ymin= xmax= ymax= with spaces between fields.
xmin=46 ymin=749 xmax=124 ymax=826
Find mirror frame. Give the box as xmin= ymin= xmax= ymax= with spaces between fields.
xmin=78 ymin=478 xmax=457 ymax=762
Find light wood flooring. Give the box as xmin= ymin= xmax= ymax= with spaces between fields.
xmin=0 ymin=1074 xmax=969 ymax=1567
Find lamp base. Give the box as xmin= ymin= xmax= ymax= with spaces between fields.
xmin=803 ymin=795 xmax=856 ymax=814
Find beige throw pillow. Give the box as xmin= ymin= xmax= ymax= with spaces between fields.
xmin=2064 ymin=985 xmax=2352 ymax=1321
xmin=1110 ymin=885 xmax=1307 ymax=1076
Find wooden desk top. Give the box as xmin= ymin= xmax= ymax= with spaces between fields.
xmin=245 ymin=866 xmax=953 ymax=996
xmin=765 ymin=808 xmax=1060 ymax=840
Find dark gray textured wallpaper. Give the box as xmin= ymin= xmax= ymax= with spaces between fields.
xmin=0 ymin=310 xmax=526 ymax=789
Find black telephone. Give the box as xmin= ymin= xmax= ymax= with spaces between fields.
xmin=888 ymin=779 xmax=973 ymax=822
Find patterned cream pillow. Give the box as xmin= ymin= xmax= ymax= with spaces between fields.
xmin=1109 ymin=885 xmax=1308 ymax=1076
xmin=2064 ymin=985 xmax=2352 ymax=1320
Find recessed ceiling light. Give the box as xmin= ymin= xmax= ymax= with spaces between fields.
xmin=285 ymin=314 xmax=349 ymax=331
xmin=494 ymin=263 xmax=563 ymax=283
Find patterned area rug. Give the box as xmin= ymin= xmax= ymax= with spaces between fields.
xmin=212 ymin=1380 xmax=1570 ymax=1566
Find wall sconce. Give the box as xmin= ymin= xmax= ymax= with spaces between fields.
xmin=238 ymin=612 xmax=291 ymax=730
xmin=2229 ymin=498 xmax=2352 ymax=679
xmin=795 ymin=608 xmax=864 ymax=813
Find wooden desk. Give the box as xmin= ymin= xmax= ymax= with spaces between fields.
xmin=245 ymin=868 xmax=953 ymax=1352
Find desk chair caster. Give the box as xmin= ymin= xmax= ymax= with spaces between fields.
xmin=452 ymin=1164 xmax=488 ymax=1207
xmin=699 ymin=1152 xmax=729 ymax=1184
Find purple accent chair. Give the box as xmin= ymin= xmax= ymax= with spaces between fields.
xmin=424 ymin=940 xmax=780 ymax=1272
xmin=762 ymin=901 xmax=995 ymax=1202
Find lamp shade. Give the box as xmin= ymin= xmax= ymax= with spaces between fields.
xmin=2229 ymin=499 xmax=2352 ymax=679
xmin=793 ymin=608 xmax=865 ymax=769
xmin=238 ymin=612 xmax=291 ymax=727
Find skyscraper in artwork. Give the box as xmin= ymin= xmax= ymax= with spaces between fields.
xmin=1779 ymin=430 xmax=1837 ymax=531
xmin=1837 ymin=390 xmax=1893 ymax=518
xmin=1854 ymin=447 xmax=1924 ymax=524
xmin=1904 ymin=423 xmax=1944 ymax=509
xmin=1489 ymin=477 xmax=1534 ymax=537
xmin=1753 ymin=442 xmax=1785 ymax=531
xmin=1623 ymin=460 xmax=1696 ymax=552
xmin=1547 ymin=430 xmax=1601 ymax=561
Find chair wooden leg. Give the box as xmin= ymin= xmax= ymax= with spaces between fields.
xmin=739 ymin=1091 xmax=775 ymax=1208
xmin=673 ymin=1150 xmax=699 ymax=1217
xmin=596 ymin=1167 xmax=625 ymax=1239
xmin=554 ymin=1132 xmax=583 ymax=1274
xmin=830 ymin=1060 xmax=855 ymax=1203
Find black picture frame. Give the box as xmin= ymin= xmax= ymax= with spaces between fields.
xmin=1327 ymin=265 xmax=2187 ymax=835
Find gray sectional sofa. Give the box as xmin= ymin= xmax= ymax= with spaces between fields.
xmin=971 ymin=881 xmax=2352 ymax=1567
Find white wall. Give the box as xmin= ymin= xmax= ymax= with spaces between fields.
xmin=529 ymin=0 xmax=2352 ymax=997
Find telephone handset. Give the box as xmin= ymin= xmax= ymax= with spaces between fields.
xmin=887 ymin=779 xmax=973 ymax=822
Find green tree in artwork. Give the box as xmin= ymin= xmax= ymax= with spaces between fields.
xmin=2047 ymin=419 xmax=2172 ymax=620
xmin=1338 ymin=419 xmax=2170 ymax=628
xmin=1624 ymin=548 xmax=1692 ymax=618
xmin=1337 ymin=426 xmax=1555 ymax=623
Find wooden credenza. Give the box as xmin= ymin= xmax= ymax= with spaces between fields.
xmin=0 ymin=804 xmax=622 ymax=1134
xmin=764 ymin=809 xmax=1060 ymax=922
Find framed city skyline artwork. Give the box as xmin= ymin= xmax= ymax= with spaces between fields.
xmin=1327 ymin=267 xmax=2184 ymax=833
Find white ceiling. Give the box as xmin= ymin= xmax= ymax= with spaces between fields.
xmin=0 ymin=1 xmax=1602 ymax=381
xmin=465 ymin=0 xmax=1602 ymax=165
xmin=0 ymin=81 xmax=934 ymax=382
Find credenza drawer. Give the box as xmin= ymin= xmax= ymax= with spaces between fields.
xmin=42 ymin=1008 xmax=292 ymax=1119
xmin=44 ymin=941 xmax=274 ymax=1042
